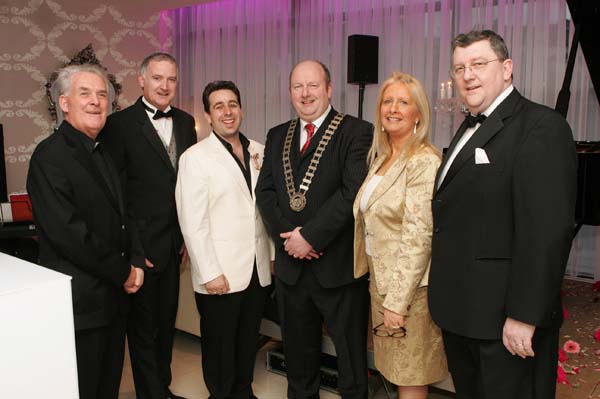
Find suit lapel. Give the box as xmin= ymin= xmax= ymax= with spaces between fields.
xmin=248 ymin=140 xmax=261 ymax=204
xmin=208 ymin=134 xmax=253 ymax=205
xmin=438 ymin=115 xmax=503 ymax=191
xmin=365 ymin=153 xmax=408 ymax=211
xmin=134 ymin=99 xmax=175 ymax=174
xmin=435 ymin=89 xmax=521 ymax=195
xmin=62 ymin=127 xmax=120 ymax=213
xmin=104 ymin=153 xmax=125 ymax=217
xmin=434 ymin=120 xmax=469 ymax=194
xmin=290 ymin=121 xmax=301 ymax=170
xmin=172 ymin=110 xmax=188 ymax=168
xmin=354 ymin=156 xmax=383 ymax=218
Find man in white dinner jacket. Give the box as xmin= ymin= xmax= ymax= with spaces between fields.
xmin=175 ymin=80 xmax=273 ymax=399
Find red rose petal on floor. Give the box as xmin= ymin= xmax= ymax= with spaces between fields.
xmin=593 ymin=327 xmax=600 ymax=342
xmin=557 ymin=365 xmax=570 ymax=384
xmin=559 ymin=348 xmax=569 ymax=362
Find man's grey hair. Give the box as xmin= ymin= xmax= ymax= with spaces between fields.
xmin=139 ymin=52 xmax=178 ymax=75
xmin=51 ymin=64 xmax=113 ymax=125
xmin=55 ymin=64 xmax=110 ymax=97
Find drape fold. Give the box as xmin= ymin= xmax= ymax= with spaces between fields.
xmin=165 ymin=0 xmax=599 ymax=280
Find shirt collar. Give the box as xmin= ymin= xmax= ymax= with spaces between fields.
xmin=300 ymin=104 xmax=331 ymax=132
xmin=142 ymin=96 xmax=172 ymax=116
xmin=481 ymin=85 xmax=514 ymax=117
xmin=213 ymin=131 xmax=249 ymax=152
xmin=63 ymin=121 xmax=99 ymax=153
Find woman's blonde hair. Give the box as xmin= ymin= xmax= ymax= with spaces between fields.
xmin=367 ymin=72 xmax=438 ymax=166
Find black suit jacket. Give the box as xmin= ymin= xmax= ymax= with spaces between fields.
xmin=256 ymin=108 xmax=373 ymax=288
xmin=428 ymin=89 xmax=577 ymax=339
xmin=27 ymin=121 xmax=141 ymax=330
xmin=101 ymin=97 xmax=196 ymax=270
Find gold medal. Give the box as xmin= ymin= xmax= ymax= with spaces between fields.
xmin=289 ymin=192 xmax=307 ymax=212
xmin=282 ymin=113 xmax=344 ymax=213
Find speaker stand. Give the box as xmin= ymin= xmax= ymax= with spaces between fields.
xmin=358 ymin=82 xmax=366 ymax=120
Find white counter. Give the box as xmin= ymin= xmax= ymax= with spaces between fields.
xmin=0 ymin=252 xmax=78 ymax=398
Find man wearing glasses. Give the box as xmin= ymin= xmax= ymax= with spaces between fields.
xmin=428 ymin=30 xmax=576 ymax=398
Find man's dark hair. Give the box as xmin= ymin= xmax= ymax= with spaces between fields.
xmin=139 ymin=52 xmax=178 ymax=75
xmin=202 ymin=80 xmax=242 ymax=113
xmin=452 ymin=30 xmax=510 ymax=60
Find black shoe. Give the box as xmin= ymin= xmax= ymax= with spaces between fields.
xmin=167 ymin=390 xmax=187 ymax=399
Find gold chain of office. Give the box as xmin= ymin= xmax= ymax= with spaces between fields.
xmin=282 ymin=113 xmax=345 ymax=212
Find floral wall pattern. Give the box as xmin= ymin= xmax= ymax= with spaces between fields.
xmin=0 ymin=0 xmax=180 ymax=193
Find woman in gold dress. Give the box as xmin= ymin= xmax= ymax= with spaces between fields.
xmin=354 ymin=72 xmax=448 ymax=398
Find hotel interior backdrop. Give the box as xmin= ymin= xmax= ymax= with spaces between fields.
xmin=0 ymin=0 xmax=598 ymax=281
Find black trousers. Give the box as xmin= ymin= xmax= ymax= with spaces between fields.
xmin=75 ymin=315 xmax=126 ymax=399
xmin=128 ymin=256 xmax=181 ymax=399
xmin=276 ymin=268 xmax=369 ymax=399
xmin=195 ymin=266 xmax=268 ymax=399
xmin=442 ymin=327 xmax=559 ymax=399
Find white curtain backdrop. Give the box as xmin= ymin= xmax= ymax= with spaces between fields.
xmin=165 ymin=0 xmax=600 ymax=281
xmin=168 ymin=0 xmax=293 ymax=139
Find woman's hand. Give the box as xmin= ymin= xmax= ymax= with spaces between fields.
xmin=383 ymin=308 xmax=405 ymax=330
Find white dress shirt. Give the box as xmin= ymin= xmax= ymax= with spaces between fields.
xmin=142 ymin=96 xmax=173 ymax=149
xmin=299 ymin=104 xmax=332 ymax=150
xmin=359 ymin=174 xmax=383 ymax=256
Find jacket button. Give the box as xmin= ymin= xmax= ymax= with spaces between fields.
xmin=121 ymin=225 xmax=125 ymax=230
xmin=434 ymin=228 xmax=440 ymax=233
xmin=121 ymin=252 xmax=125 ymax=257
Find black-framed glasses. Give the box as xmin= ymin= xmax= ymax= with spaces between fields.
xmin=450 ymin=58 xmax=503 ymax=78
xmin=372 ymin=322 xmax=406 ymax=338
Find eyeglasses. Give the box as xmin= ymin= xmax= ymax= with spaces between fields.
xmin=372 ymin=322 xmax=407 ymax=338
xmin=450 ymin=59 xmax=503 ymax=78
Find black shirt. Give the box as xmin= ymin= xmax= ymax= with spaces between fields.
xmin=76 ymin=129 xmax=118 ymax=200
xmin=213 ymin=132 xmax=252 ymax=197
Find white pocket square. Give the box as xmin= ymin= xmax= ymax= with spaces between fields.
xmin=475 ymin=148 xmax=490 ymax=164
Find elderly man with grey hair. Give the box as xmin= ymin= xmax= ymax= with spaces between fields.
xmin=27 ymin=63 xmax=145 ymax=399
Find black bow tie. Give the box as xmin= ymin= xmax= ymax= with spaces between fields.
xmin=464 ymin=113 xmax=487 ymax=128
xmin=143 ymin=102 xmax=174 ymax=120
xmin=153 ymin=109 xmax=174 ymax=120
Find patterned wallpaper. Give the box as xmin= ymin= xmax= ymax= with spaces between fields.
xmin=0 ymin=0 xmax=179 ymax=193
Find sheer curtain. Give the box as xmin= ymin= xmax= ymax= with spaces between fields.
xmin=165 ymin=0 xmax=599 ymax=280
xmin=167 ymin=0 xmax=293 ymax=140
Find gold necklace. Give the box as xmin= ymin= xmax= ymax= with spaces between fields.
xmin=282 ymin=113 xmax=345 ymax=212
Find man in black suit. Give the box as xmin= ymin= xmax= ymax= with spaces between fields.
xmin=27 ymin=64 xmax=145 ymax=399
xmin=428 ymin=30 xmax=576 ymax=399
xmin=102 ymin=53 xmax=197 ymax=399
xmin=256 ymin=60 xmax=373 ymax=399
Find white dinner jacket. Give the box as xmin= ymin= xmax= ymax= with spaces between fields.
xmin=175 ymin=133 xmax=273 ymax=294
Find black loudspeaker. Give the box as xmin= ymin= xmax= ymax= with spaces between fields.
xmin=0 ymin=124 xmax=7 ymax=202
xmin=347 ymin=35 xmax=379 ymax=84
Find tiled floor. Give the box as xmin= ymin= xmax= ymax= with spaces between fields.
xmin=119 ymin=331 xmax=453 ymax=399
